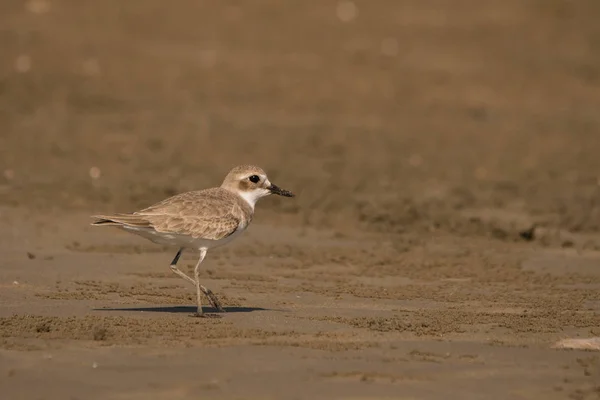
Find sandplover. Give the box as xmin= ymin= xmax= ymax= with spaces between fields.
xmin=91 ymin=165 xmax=295 ymax=317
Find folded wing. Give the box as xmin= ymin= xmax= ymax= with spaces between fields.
xmin=91 ymin=188 xmax=246 ymax=241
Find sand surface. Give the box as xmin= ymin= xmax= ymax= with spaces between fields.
xmin=1 ymin=1 xmax=600 ymax=399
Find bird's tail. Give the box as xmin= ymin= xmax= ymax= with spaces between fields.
xmin=90 ymin=213 xmax=152 ymax=228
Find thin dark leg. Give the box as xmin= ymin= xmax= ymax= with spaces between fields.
xmin=170 ymin=248 xmax=183 ymax=265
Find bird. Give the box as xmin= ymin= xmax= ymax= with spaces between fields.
xmin=90 ymin=165 xmax=295 ymax=317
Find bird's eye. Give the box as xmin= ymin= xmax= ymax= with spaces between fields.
xmin=248 ymin=175 xmax=260 ymax=183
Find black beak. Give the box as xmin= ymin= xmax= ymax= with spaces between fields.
xmin=268 ymin=183 xmax=295 ymax=197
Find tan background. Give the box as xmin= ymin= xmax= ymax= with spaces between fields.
xmin=1 ymin=1 xmax=600 ymax=399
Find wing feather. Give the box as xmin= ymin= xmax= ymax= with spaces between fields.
xmin=92 ymin=188 xmax=251 ymax=241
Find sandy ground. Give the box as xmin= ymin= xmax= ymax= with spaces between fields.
xmin=1 ymin=1 xmax=600 ymax=399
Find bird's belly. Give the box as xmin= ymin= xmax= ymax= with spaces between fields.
xmin=120 ymin=225 xmax=245 ymax=250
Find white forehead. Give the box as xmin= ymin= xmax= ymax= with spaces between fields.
xmin=227 ymin=164 xmax=266 ymax=176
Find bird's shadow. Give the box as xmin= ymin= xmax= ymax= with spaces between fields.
xmin=94 ymin=305 xmax=273 ymax=314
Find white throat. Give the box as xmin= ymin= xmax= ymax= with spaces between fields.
xmin=237 ymin=189 xmax=269 ymax=210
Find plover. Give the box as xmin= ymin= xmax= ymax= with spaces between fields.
xmin=91 ymin=165 xmax=295 ymax=317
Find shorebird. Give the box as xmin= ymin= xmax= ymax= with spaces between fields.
xmin=91 ymin=165 xmax=295 ymax=317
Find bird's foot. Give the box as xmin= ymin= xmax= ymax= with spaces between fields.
xmin=201 ymin=286 xmax=225 ymax=312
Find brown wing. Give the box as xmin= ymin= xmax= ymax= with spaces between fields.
xmin=92 ymin=188 xmax=249 ymax=240
xmin=135 ymin=188 xmax=246 ymax=240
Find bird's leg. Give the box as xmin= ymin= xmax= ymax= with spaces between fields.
xmin=169 ymin=248 xmax=195 ymax=285
xmin=193 ymin=249 xmax=207 ymax=316
xmin=200 ymin=284 xmax=224 ymax=312
xmin=169 ymin=248 xmax=224 ymax=313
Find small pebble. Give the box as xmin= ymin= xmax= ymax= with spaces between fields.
xmin=82 ymin=58 xmax=101 ymax=76
xmin=14 ymin=55 xmax=31 ymax=73
xmin=381 ymin=38 xmax=399 ymax=56
xmin=3 ymin=169 xmax=14 ymax=180
xmin=89 ymin=166 xmax=101 ymax=180
xmin=474 ymin=167 xmax=488 ymax=180
xmin=336 ymin=1 xmax=358 ymax=22
xmin=553 ymin=337 xmax=600 ymax=351
xmin=408 ymin=154 xmax=423 ymax=167
xmin=26 ymin=0 xmax=50 ymax=14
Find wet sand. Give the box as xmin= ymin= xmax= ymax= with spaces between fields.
xmin=1 ymin=1 xmax=600 ymax=399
